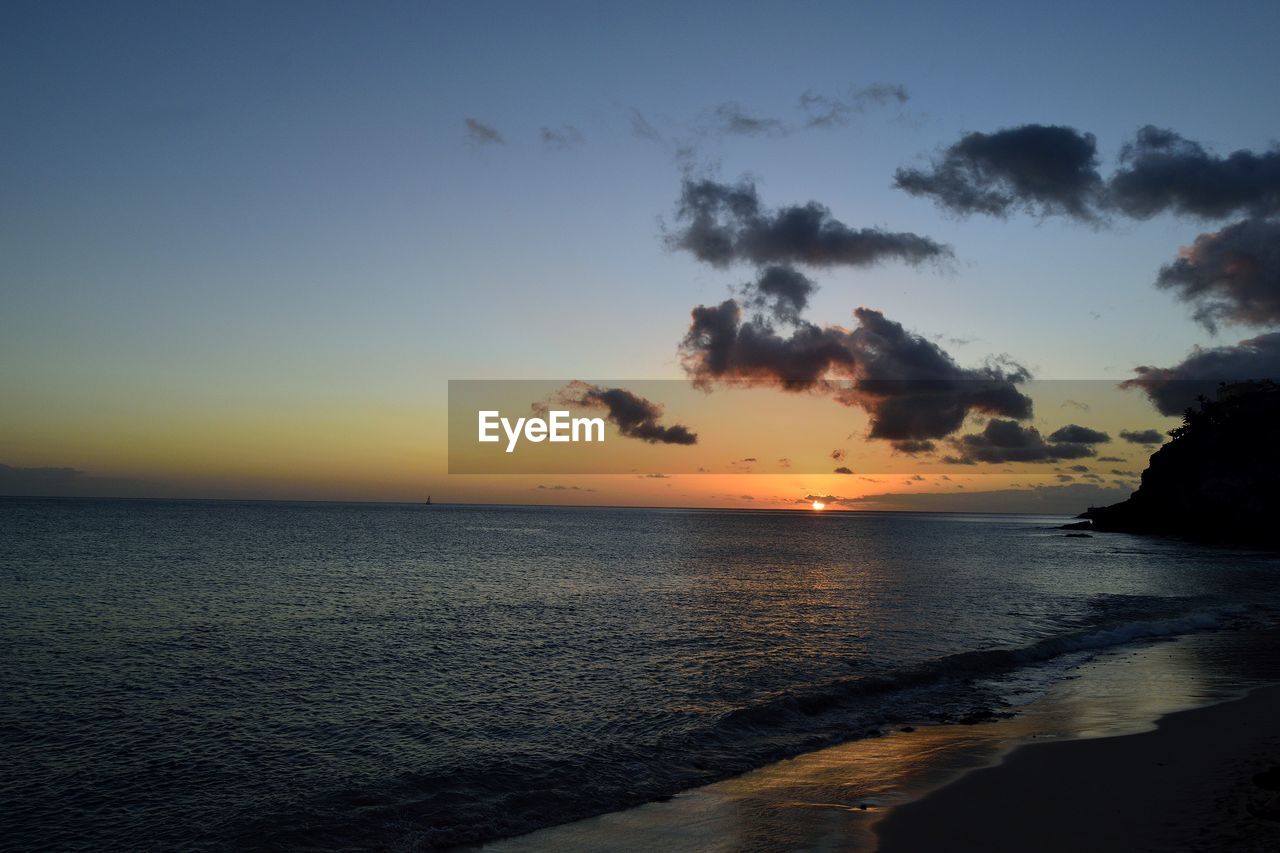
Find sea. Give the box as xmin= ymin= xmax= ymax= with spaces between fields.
xmin=3 ymin=498 xmax=1279 ymax=850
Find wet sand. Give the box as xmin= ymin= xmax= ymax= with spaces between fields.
xmin=876 ymin=684 xmax=1280 ymax=852
xmin=486 ymin=631 xmax=1280 ymax=852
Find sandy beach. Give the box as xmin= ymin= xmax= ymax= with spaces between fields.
xmin=488 ymin=632 xmax=1280 ymax=852
xmin=876 ymin=685 xmax=1280 ymax=852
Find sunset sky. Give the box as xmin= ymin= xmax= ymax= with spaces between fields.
xmin=4 ymin=0 xmax=1280 ymax=509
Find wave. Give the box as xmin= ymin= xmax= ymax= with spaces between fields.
xmin=239 ymin=604 xmax=1249 ymax=851
xmin=718 ymin=606 xmax=1242 ymax=731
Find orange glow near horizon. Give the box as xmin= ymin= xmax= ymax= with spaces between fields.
xmin=811 ymin=501 xmax=826 ymax=511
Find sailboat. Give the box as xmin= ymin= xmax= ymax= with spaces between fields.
xmin=425 ymin=495 xmax=432 ymax=506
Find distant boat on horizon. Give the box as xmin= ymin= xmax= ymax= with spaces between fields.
xmin=425 ymin=495 xmax=432 ymax=506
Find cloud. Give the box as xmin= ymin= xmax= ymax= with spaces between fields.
xmin=540 ymin=124 xmax=584 ymax=149
xmin=742 ymin=265 xmax=818 ymax=324
xmin=890 ymin=439 xmax=936 ymax=454
xmin=1119 ymin=428 xmax=1165 ymax=444
xmin=1047 ymin=424 xmax=1111 ymax=444
xmin=942 ymin=419 xmax=1106 ymax=464
xmin=834 ymin=466 xmax=854 ymax=474
xmin=845 ymin=482 xmax=1132 ymax=514
xmin=536 ymin=484 xmax=596 ymax=492
xmin=830 ymin=448 xmax=846 ymax=461
xmin=1097 ymin=456 xmax=1125 ymax=462
xmin=0 ymin=463 xmax=155 ymax=497
xmin=711 ymin=102 xmax=786 ymax=136
xmin=1122 ymin=332 xmax=1280 ymax=414
xmin=669 ymin=178 xmax=951 ymax=269
xmin=464 ymin=118 xmax=505 ymax=146
xmin=627 ymin=83 xmax=910 ymax=168
xmin=552 ymin=381 xmax=698 ymax=444
xmin=630 ymin=109 xmax=663 ymax=143
xmin=895 ymin=124 xmax=1280 ymax=224
xmin=798 ymin=82 xmax=910 ymax=128
xmin=640 ymin=473 xmax=671 ymax=478
xmin=1109 ymin=126 xmax=1280 ymax=220
xmin=1155 ymin=218 xmax=1280 ymax=332
xmin=893 ymin=124 xmax=1104 ymax=221
xmin=680 ymin=301 xmax=1033 ymax=444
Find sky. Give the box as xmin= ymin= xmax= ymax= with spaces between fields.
xmin=3 ymin=0 xmax=1280 ymax=509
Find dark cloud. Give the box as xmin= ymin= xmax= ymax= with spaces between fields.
xmin=895 ymin=124 xmax=1280 ymax=225
xmin=1119 ymin=428 xmax=1165 ymax=445
xmin=833 ymin=310 xmax=1033 ymax=443
xmin=1047 ymin=424 xmax=1111 ymax=444
xmin=833 ymin=466 xmax=854 ymax=474
xmin=0 ymin=463 xmax=154 ymax=497
xmin=680 ymin=301 xmax=1033 ymax=444
xmin=830 ymin=448 xmax=847 ymax=461
xmin=894 ymin=124 xmax=1104 ymax=221
xmin=554 ymin=381 xmax=698 ymax=444
xmin=464 ymin=118 xmax=505 ymax=146
xmin=536 ymin=484 xmax=596 ymax=492
xmin=669 ymin=178 xmax=951 ymax=269
xmin=681 ymin=298 xmax=856 ymax=389
xmin=1122 ymin=333 xmax=1280 ymax=414
xmin=540 ymin=124 xmax=584 ymax=150
xmin=743 ymin=265 xmax=817 ymax=324
xmin=942 ymin=419 xmax=1105 ymax=464
xmin=1097 ymin=456 xmax=1125 ymax=462
xmin=1109 ymin=126 xmax=1280 ymax=220
xmin=891 ymin=439 xmax=936 ymax=454
xmin=1155 ymin=218 xmax=1280 ymax=332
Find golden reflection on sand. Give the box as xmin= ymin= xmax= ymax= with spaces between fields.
xmin=486 ymin=631 xmax=1260 ymax=852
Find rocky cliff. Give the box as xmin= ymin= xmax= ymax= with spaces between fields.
xmin=1083 ymin=382 xmax=1280 ymax=545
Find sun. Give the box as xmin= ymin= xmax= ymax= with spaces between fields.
xmin=811 ymin=501 xmax=826 ymax=511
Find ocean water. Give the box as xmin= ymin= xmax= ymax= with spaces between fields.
xmin=2 ymin=498 xmax=1278 ymax=850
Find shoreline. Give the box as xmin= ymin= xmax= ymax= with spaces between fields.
xmin=486 ymin=629 xmax=1280 ymax=852
xmin=876 ymin=684 xmax=1280 ymax=851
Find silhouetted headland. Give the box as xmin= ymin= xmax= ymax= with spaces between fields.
xmin=1081 ymin=381 xmax=1280 ymax=545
